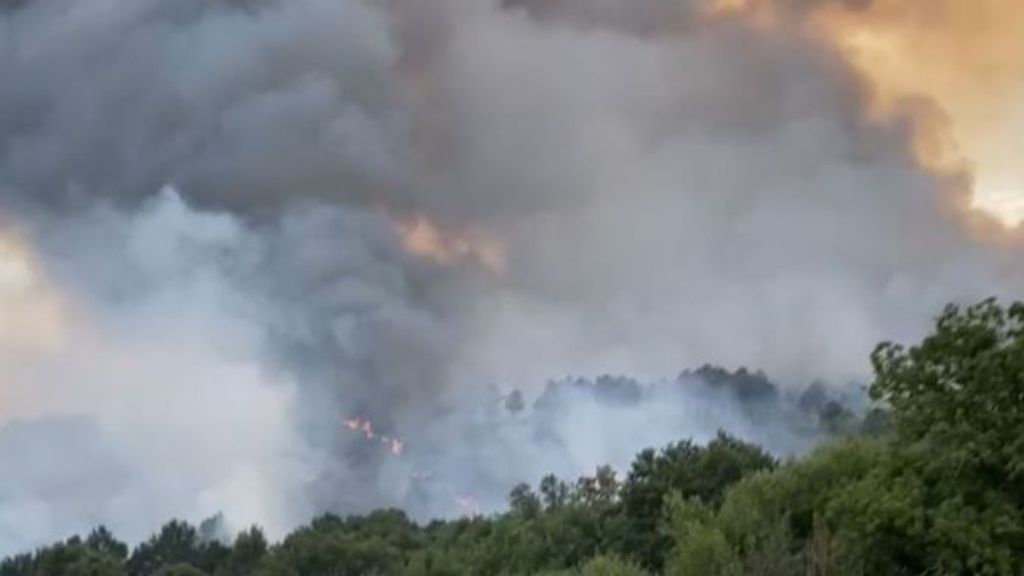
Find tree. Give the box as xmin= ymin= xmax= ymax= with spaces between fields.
xmin=85 ymin=527 xmax=128 ymax=561
xmin=713 ymin=440 xmax=888 ymax=574
xmin=540 ymin=475 xmax=571 ymax=511
xmin=219 ymin=527 xmax=267 ymax=576
xmin=509 ymin=483 xmax=542 ymax=519
xmin=127 ymin=521 xmax=202 ymax=576
xmin=0 ymin=554 xmax=31 ymax=576
xmin=665 ymin=495 xmax=741 ymax=576
xmin=154 ymin=564 xmax=205 ymax=576
xmin=574 ymin=466 xmax=619 ymax=509
xmin=868 ymin=299 xmax=1024 ymax=573
xmin=803 ymin=516 xmax=853 ymax=576
xmin=0 ymin=541 xmax=124 ymax=576
xmin=619 ymin=433 xmax=774 ymax=569
xmin=580 ymin=554 xmax=649 ymax=576
xmin=871 ymin=299 xmax=1024 ymax=482
xmin=9 ymin=300 xmax=1024 ymax=576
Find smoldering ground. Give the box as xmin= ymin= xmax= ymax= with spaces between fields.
xmin=1 ymin=0 xmax=1022 ymax=555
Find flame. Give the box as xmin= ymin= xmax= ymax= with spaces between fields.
xmin=397 ymin=215 xmax=506 ymax=273
xmin=341 ymin=416 xmax=404 ymax=456
xmin=344 ymin=417 xmax=476 ymax=514
xmin=706 ymin=0 xmax=1024 ymax=228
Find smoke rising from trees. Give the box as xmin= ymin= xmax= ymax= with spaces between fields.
xmin=0 ymin=0 xmax=1021 ymax=555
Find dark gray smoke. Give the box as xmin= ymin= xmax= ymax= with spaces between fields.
xmin=0 ymin=0 xmax=406 ymax=214
xmin=1 ymin=0 xmax=1021 ymax=556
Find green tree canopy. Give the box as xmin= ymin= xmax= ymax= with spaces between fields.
xmin=871 ymin=299 xmax=1024 ymax=482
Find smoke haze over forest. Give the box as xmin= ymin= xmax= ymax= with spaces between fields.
xmin=1 ymin=0 xmax=1022 ymax=556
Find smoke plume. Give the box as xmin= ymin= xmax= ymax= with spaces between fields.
xmin=1 ymin=0 xmax=1022 ymax=555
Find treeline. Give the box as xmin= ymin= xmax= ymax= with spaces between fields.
xmin=518 ymin=360 xmax=878 ymax=456
xmin=3 ymin=299 xmax=1023 ymax=575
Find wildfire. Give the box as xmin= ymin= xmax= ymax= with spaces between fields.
xmin=342 ymin=416 xmax=482 ymax=517
xmin=342 ymin=416 xmax=404 ymax=456
xmin=397 ymin=215 xmax=506 ymax=273
xmin=706 ymin=0 xmax=1024 ymax=228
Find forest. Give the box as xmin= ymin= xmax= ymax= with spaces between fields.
xmin=3 ymin=299 xmax=1022 ymax=576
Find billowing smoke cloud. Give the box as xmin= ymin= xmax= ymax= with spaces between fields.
xmin=809 ymin=0 xmax=1024 ymax=226
xmin=1 ymin=0 xmax=1022 ymax=556
xmin=0 ymin=192 xmax=314 ymax=553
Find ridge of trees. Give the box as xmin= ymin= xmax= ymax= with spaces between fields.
xmin=3 ymin=299 xmax=1022 ymax=575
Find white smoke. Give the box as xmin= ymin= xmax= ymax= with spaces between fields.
xmin=0 ymin=191 xmax=312 ymax=553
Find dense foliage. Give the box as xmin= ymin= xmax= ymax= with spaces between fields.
xmin=4 ymin=300 xmax=1023 ymax=575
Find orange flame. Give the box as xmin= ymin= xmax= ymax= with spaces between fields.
xmin=397 ymin=215 xmax=506 ymax=273
xmin=342 ymin=416 xmax=405 ymax=457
